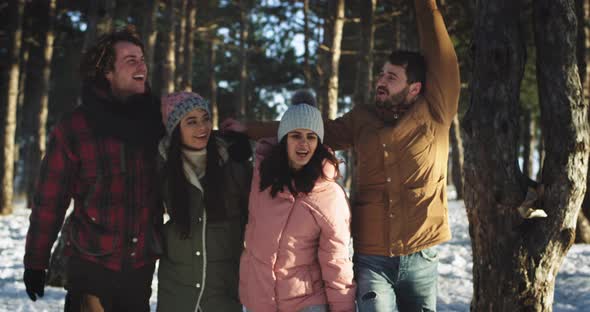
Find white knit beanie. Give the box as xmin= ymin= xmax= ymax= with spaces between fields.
xmin=277 ymin=104 xmax=324 ymax=142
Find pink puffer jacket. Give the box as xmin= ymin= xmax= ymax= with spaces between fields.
xmin=239 ymin=139 xmax=356 ymax=312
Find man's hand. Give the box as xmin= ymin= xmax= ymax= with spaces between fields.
xmin=220 ymin=118 xmax=247 ymax=133
xmin=24 ymin=269 xmax=46 ymax=301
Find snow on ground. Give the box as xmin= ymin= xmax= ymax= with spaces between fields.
xmin=1 ymin=196 xmax=589 ymax=311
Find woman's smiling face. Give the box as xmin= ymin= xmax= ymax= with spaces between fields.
xmin=179 ymin=109 xmax=212 ymax=150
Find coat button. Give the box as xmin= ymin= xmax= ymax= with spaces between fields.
xmin=130 ymin=252 xmax=136 ymax=257
xmin=131 ymin=237 xmax=138 ymax=243
xmin=196 ymin=283 xmax=201 ymax=288
xmin=195 ymin=251 xmax=201 ymax=256
xmin=386 ymin=177 xmax=391 ymax=182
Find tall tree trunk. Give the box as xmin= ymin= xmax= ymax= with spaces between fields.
xmin=450 ymin=115 xmax=464 ymax=199
xmin=521 ymin=107 xmax=534 ymax=178
xmin=318 ymin=0 xmax=344 ymax=119
xmin=1 ymin=0 xmax=25 ymax=215
xmin=347 ymin=0 xmax=376 ymax=201
xmin=238 ymin=1 xmax=250 ymax=118
xmin=141 ymin=0 xmax=159 ymax=84
xmin=576 ymin=0 xmax=590 ymax=243
xmin=464 ymin=0 xmax=531 ymax=309
xmin=464 ymin=0 xmax=588 ymax=310
xmin=182 ymin=0 xmax=197 ymax=91
xmin=353 ymin=0 xmax=376 ymax=108
xmin=161 ymin=0 xmax=177 ymax=95
xmin=532 ymin=0 xmax=589 ymax=300
xmin=175 ymin=0 xmax=187 ymax=90
xmin=209 ymin=40 xmax=218 ymax=129
xmin=303 ymin=0 xmax=312 ymax=87
xmin=22 ymin=0 xmax=56 ymax=206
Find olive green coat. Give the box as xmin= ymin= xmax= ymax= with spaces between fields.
xmin=156 ymin=137 xmax=251 ymax=312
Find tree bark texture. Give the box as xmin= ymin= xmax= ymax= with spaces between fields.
xmin=534 ymin=0 xmax=589 ymax=253
xmin=161 ymin=0 xmax=177 ymax=95
xmin=182 ymin=0 xmax=197 ymax=91
xmin=303 ymin=0 xmax=312 ymax=87
xmin=1 ymin=0 xmax=25 ymax=215
xmin=209 ymin=41 xmax=218 ymax=129
xmin=175 ymin=0 xmax=188 ymax=90
xmin=22 ymin=0 xmax=56 ymax=205
xmin=141 ymin=0 xmax=159 ymax=84
xmin=465 ymin=0 xmax=588 ymax=310
xmin=318 ymin=0 xmax=344 ymax=119
xmin=450 ymin=115 xmax=464 ymax=199
xmin=353 ymin=0 xmax=376 ymax=108
xmin=575 ymin=0 xmax=590 ymax=243
xmin=238 ymin=1 xmax=250 ymax=118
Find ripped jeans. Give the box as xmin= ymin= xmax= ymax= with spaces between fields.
xmin=353 ymin=248 xmax=438 ymax=312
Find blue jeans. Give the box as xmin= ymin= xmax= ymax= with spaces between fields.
xmin=245 ymin=304 xmax=327 ymax=312
xmin=354 ymin=248 xmax=439 ymax=312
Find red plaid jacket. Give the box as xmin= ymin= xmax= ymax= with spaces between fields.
xmin=24 ymin=108 xmax=164 ymax=271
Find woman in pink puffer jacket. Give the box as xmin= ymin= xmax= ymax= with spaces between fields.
xmin=239 ymin=97 xmax=356 ymax=312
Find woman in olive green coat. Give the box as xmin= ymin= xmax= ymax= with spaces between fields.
xmin=157 ymin=92 xmax=251 ymax=312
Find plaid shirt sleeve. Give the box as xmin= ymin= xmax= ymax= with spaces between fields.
xmin=24 ymin=121 xmax=77 ymax=270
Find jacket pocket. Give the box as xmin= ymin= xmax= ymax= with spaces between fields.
xmin=162 ymin=221 xmax=194 ymax=264
xmin=67 ymin=214 xmax=119 ymax=257
xmin=275 ymin=266 xmax=313 ymax=300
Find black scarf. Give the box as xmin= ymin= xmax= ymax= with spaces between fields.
xmin=80 ymin=84 xmax=165 ymax=151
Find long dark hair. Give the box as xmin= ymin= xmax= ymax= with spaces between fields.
xmin=259 ymin=137 xmax=340 ymax=198
xmin=163 ymin=127 xmax=225 ymax=238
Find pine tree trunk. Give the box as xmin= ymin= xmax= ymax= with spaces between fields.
xmin=353 ymin=0 xmax=376 ymax=108
xmin=464 ymin=0 xmax=588 ymax=310
xmin=533 ymin=0 xmax=589 ymax=291
xmin=303 ymin=0 xmax=312 ymax=87
xmin=326 ymin=0 xmax=344 ymax=119
xmin=209 ymin=41 xmax=218 ymax=129
xmin=450 ymin=115 xmax=464 ymax=199
xmin=175 ymin=0 xmax=187 ymax=90
xmin=182 ymin=0 xmax=196 ymax=91
xmin=318 ymin=0 xmax=344 ymax=119
xmin=1 ymin=0 xmax=25 ymax=215
xmin=141 ymin=0 xmax=159 ymax=84
xmin=22 ymin=0 xmax=56 ymax=206
xmin=576 ymin=0 xmax=590 ymax=243
xmin=161 ymin=0 xmax=177 ymax=95
xmin=347 ymin=0 xmax=375 ymax=201
xmin=238 ymin=1 xmax=250 ymax=118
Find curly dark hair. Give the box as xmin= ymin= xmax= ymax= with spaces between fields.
xmin=259 ymin=138 xmax=340 ymax=198
xmin=388 ymin=50 xmax=426 ymax=94
xmin=79 ymin=25 xmax=144 ymax=90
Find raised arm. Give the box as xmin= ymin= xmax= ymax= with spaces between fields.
xmin=415 ymin=0 xmax=460 ymax=124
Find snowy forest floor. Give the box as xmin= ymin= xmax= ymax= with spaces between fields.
xmin=1 ymin=192 xmax=589 ymax=312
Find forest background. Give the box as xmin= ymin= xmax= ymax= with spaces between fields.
xmin=1 ymin=0 xmax=589 ymax=310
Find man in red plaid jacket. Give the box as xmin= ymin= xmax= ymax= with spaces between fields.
xmin=23 ymin=27 xmax=165 ymax=311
